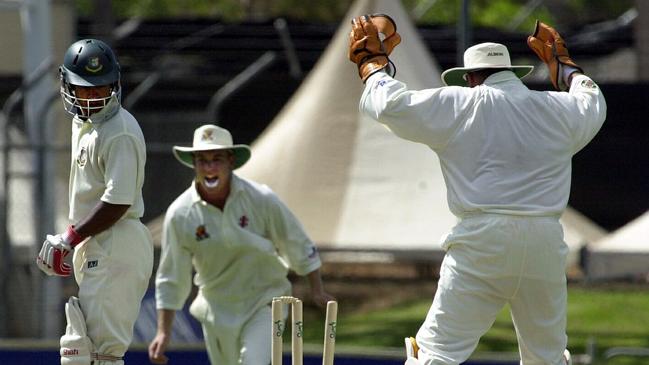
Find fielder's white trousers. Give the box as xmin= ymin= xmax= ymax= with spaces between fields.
xmin=416 ymin=214 xmax=569 ymax=365
xmin=73 ymin=218 xmax=154 ymax=360
xmin=197 ymin=301 xmax=274 ymax=365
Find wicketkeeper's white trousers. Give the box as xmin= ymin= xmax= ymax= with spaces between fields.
xmin=416 ymin=214 xmax=569 ymax=365
xmin=73 ymin=218 xmax=154 ymax=360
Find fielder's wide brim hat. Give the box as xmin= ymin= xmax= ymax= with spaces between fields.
xmin=441 ymin=42 xmax=534 ymax=86
xmin=173 ymin=124 xmax=251 ymax=169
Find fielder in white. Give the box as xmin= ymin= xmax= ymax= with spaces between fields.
xmin=36 ymin=39 xmax=153 ymax=365
xmin=349 ymin=17 xmax=606 ymax=365
xmin=148 ymin=124 xmax=335 ymax=365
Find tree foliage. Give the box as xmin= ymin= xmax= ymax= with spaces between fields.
xmin=75 ymin=0 xmax=634 ymax=30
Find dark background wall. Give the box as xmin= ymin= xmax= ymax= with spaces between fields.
xmin=567 ymin=83 xmax=649 ymax=230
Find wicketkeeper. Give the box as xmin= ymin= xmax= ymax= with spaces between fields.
xmin=36 ymin=39 xmax=153 ymax=365
xmin=349 ymin=15 xmax=606 ymax=365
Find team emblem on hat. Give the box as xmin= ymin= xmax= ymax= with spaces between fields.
xmin=201 ymin=129 xmax=214 ymax=141
xmin=85 ymin=57 xmax=103 ymax=73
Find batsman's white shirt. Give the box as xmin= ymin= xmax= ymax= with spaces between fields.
xmin=69 ymin=99 xmax=146 ymax=221
xmin=156 ymin=174 xmax=321 ymax=364
xmin=360 ymin=71 xmax=606 ymax=365
xmin=69 ymin=98 xmax=153 ymax=359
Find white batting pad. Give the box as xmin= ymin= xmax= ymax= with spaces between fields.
xmin=60 ymin=296 xmax=94 ymax=365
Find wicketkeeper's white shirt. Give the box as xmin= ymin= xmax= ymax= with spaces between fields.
xmin=155 ymin=174 xmax=322 ymax=314
xmin=360 ymin=71 xmax=606 ymax=218
xmin=68 ymin=99 xmax=147 ymax=221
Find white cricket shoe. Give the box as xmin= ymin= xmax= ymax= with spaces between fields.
xmin=405 ymin=357 xmax=421 ymax=365
xmin=564 ymin=349 xmax=572 ymax=365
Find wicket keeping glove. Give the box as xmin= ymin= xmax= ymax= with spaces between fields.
xmin=36 ymin=226 xmax=85 ymax=277
xmin=527 ymin=20 xmax=583 ymax=91
xmin=349 ymin=14 xmax=401 ymax=82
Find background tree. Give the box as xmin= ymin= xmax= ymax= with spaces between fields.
xmin=75 ymin=0 xmax=634 ymax=31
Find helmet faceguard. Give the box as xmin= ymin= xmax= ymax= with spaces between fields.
xmin=59 ymin=39 xmax=121 ymax=117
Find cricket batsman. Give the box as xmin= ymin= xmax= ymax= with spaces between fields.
xmin=349 ymin=15 xmax=606 ymax=365
xmin=36 ymin=38 xmax=153 ymax=365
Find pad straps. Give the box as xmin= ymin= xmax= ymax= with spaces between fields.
xmin=92 ymin=353 xmax=124 ymax=361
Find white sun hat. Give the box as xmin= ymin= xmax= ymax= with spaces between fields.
xmin=441 ymin=42 xmax=534 ymax=86
xmin=173 ymin=124 xmax=251 ymax=169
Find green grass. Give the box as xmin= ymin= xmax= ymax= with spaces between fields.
xmin=299 ymin=285 xmax=649 ymax=364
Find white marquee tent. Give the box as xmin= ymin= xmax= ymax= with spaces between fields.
xmin=238 ymin=0 xmax=454 ymax=262
xmin=585 ymin=210 xmax=649 ymax=280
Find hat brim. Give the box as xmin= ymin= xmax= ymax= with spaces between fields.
xmin=173 ymin=145 xmax=251 ymax=170
xmin=441 ymin=65 xmax=534 ymax=86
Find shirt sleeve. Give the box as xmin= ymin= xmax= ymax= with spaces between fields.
xmin=155 ymin=209 xmax=194 ymax=310
xmin=264 ymin=191 xmax=321 ymax=276
xmin=359 ymin=72 xmax=473 ymax=150
xmin=101 ymin=134 xmax=142 ymax=205
xmin=565 ymin=75 xmax=607 ymax=153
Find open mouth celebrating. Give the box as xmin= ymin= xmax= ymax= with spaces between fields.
xmin=203 ymin=176 xmax=219 ymax=189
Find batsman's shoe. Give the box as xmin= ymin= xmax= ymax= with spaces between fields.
xmin=404 ymin=336 xmax=419 ymax=358
xmin=564 ymin=349 xmax=572 ymax=365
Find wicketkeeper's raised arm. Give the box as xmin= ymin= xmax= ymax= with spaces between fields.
xmin=348 ymin=14 xmax=401 ymax=82
xmin=527 ymin=20 xmax=583 ymax=91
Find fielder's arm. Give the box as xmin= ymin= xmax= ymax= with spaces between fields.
xmin=149 ymin=309 xmax=175 ymax=364
xmin=306 ymin=269 xmax=336 ymax=308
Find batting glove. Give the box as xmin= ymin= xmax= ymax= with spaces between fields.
xmin=36 ymin=226 xmax=85 ymax=277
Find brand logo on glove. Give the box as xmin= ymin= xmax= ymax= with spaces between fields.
xmin=195 ymin=225 xmax=210 ymax=241
xmin=238 ymin=215 xmax=249 ymax=228
xmin=487 ymin=52 xmax=504 ymax=56
xmin=62 ymin=348 xmax=79 ymax=356
xmin=88 ymin=260 xmax=98 ymax=269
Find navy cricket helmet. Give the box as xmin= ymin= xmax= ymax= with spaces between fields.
xmin=59 ymin=39 xmax=121 ymax=116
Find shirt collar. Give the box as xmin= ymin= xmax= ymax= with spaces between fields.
xmin=483 ymin=70 xmax=520 ymax=86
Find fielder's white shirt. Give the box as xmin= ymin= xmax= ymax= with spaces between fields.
xmin=68 ymin=98 xmax=147 ymax=222
xmin=155 ymin=174 xmax=321 ymax=311
xmin=360 ymin=71 xmax=606 ymax=217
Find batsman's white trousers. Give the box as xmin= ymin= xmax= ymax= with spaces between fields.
xmin=416 ymin=214 xmax=569 ymax=365
xmin=73 ymin=218 xmax=153 ymax=360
